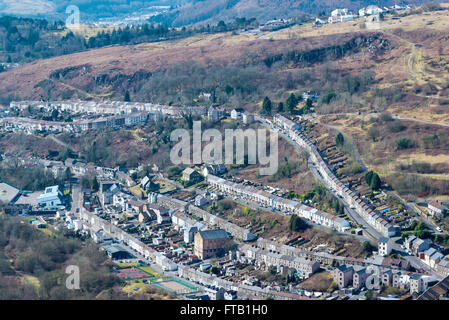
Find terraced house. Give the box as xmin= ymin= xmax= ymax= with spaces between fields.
xmin=273 ymin=115 xmax=398 ymax=237
xmin=206 ymin=174 xmax=350 ymax=232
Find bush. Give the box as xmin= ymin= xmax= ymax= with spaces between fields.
xmin=362 ymin=241 xmax=373 ymax=253
xmin=396 ymin=137 xmax=413 ymax=149
xmin=387 ymin=121 xmax=407 ymax=133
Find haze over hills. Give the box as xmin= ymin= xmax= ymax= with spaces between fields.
xmin=0 ymin=0 xmax=446 ymax=26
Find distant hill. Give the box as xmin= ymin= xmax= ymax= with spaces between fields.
xmin=0 ymin=0 xmax=446 ymax=26
xmin=155 ymin=0 xmax=448 ymax=26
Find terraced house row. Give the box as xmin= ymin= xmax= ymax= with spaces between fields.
xmin=155 ymin=194 xmax=257 ymax=242
xmin=206 ymin=174 xmax=350 ymax=233
xmin=0 ymin=111 xmax=161 ymax=133
xmin=153 ymin=194 xmax=411 ymax=277
xmin=273 ymin=114 xmax=398 ymax=238
xmin=10 ymin=100 xmax=208 ymax=117
xmin=177 ymin=265 xmax=306 ymax=300
xmin=75 ymin=201 xmax=307 ymax=300
xmin=252 ymin=237 xmax=411 ymax=272
xmin=241 ymin=244 xmax=320 ymax=277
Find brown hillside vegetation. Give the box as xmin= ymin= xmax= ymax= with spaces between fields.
xmin=1 ymin=6 xmax=449 ymax=119
xmin=0 ymin=29 xmax=394 ymax=103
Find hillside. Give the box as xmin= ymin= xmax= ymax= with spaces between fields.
xmin=0 ymin=0 xmax=441 ymax=26
xmin=1 ymin=6 xmax=449 ymax=110
xmin=154 ymin=0 xmax=431 ymax=26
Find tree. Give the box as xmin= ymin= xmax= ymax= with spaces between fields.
xmin=80 ymin=176 xmax=91 ymax=189
xmin=368 ymin=126 xmax=380 ymax=142
xmin=261 ymin=97 xmax=272 ymax=115
xmin=369 ymin=173 xmax=381 ymax=190
xmin=365 ymin=171 xmax=374 ymax=185
xmin=289 ymin=215 xmax=307 ymax=232
xmin=336 ymin=133 xmax=344 ymax=148
xmin=301 ymin=99 xmax=313 ymax=114
xmin=277 ymin=102 xmax=284 ymax=112
xmin=62 ymin=147 xmax=75 ymax=161
xmin=91 ymin=177 xmax=99 ymax=192
xmin=285 ymin=93 xmax=297 ymax=114
xmin=64 ymin=167 xmax=71 ymax=182
xmin=365 ymin=171 xmax=381 ymax=190
xmin=362 ymin=241 xmax=373 ymax=253
xmin=51 ymin=109 xmax=59 ymax=120
xmin=124 ymin=90 xmax=131 ymax=102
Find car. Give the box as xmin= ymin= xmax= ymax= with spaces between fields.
xmin=436 ymin=227 xmax=442 ymax=232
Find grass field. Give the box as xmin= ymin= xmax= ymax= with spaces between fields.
xmin=115 ymin=261 xmax=139 ymax=268
xmin=297 ymin=271 xmax=334 ymax=292
xmin=138 ymin=266 xmax=160 ymax=277
xmin=122 ymin=281 xmax=147 ymax=294
xmin=38 ymin=228 xmax=53 ymax=236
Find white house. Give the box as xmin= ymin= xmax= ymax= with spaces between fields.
xmin=37 ymin=185 xmax=64 ymax=209
xmin=359 ymin=5 xmax=383 ymax=16
xmin=427 ymin=201 xmax=448 ymax=218
xmin=378 ymin=237 xmax=392 ymax=256
xmin=331 ymin=8 xmax=349 ymax=16
xmin=230 ymin=108 xmax=245 ymax=120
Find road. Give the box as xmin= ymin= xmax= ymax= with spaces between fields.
xmin=48 ymin=134 xmax=70 ymax=148
xmin=258 ymin=117 xmax=443 ymax=277
xmin=320 ymin=122 xmax=439 ymax=234
xmin=306 ymin=158 xmax=383 ymax=242
xmin=257 ymin=117 xmax=384 ymax=242
xmin=392 ymin=115 xmax=449 ymax=128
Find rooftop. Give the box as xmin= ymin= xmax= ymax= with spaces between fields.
xmin=198 ymin=229 xmax=230 ymax=241
xmin=0 ymin=181 xmax=20 ymax=204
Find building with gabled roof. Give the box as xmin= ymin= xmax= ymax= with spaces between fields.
xmin=194 ymin=229 xmax=231 ymax=260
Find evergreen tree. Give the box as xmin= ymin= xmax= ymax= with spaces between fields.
xmin=370 ymin=173 xmax=381 ymax=190
xmin=285 ymin=93 xmax=298 ymax=114
xmin=277 ymin=102 xmax=284 ymax=113
xmin=365 ymin=171 xmax=374 ymax=185
xmin=124 ymin=90 xmax=131 ymax=102
xmin=261 ymin=96 xmax=272 ymax=115
xmin=91 ymin=177 xmax=99 ymax=192
xmin=336 ymin=132 xmax=345 ymax=147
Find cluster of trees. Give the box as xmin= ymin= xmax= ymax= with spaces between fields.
xmin=0 ymin=15 xmax=264 ymax=65
xmin=261 ymin=93 xmax=314 ymax=116
xmin=365 ymin=170 xmax=381 ymax=190
xmin=385 ymin=173 xmax=449 ymax=197
xmin=0 ymin=216 xmax=122 ymax=299
xmin=291 ymin=184 xmax=344 ymax=214
xmin=327 ymin=197 xmax=345 ymax=215
xmin=217 ymin=199 xmax=235 ymax=212
xmin=434 ymin=233 xmax=449 ymax=246
xmin=398 ymin=161 xmax=449 ymax=175
xmin=402 ymin=221 xmax=431 ymax=239
xmin=0 ymin=161 xmax=69 ymax=191
xmin=0 ymin=16 xmax=83 ymax=63
xmin=85 ymin=23 xmax=195 ymax=49
xmin=80 ymin=176 xmax=99 ymax=192
xmin=267 ymin=159 xmax=303 ymax=182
